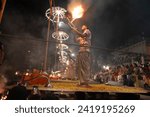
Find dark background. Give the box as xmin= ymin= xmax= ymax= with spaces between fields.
xmin=0 ymin=0 xmax=150 ymax=78
xmin=1 ymin=0 xmax=150 ymax=47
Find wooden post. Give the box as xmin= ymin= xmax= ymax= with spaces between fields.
xmin=0 ymin=0 xmax=6 ymax=24
xmin=43 ymin=0 xmax=52 ymax=71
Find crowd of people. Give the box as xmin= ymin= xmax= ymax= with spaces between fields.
xmin=94 ymin=62 xmax=150 ymax=89
xmin=1 ymin=61 xmax=150 ymax=100
xmin=0 ymin=75 xmax=59 ymax=100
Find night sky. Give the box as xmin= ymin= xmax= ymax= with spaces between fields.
xmin=0 ymin=0 xmax=150 ymax=74
xmin=1 ymin=0 xmax=150 ymax=48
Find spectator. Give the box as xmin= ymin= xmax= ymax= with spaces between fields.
xmin=27 ymin=86 xmax=41 ymax=100
xmin=7 ymin=84 xmax=28 ymax=100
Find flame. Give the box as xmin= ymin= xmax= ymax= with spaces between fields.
xmin=71 ymin=5 xmax=84 ymax=20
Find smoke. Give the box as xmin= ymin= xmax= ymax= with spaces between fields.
xmin=1 ymin=36 xmax=43 ymax=68
xmin=0 ymin=0 xmax=50 ymax=75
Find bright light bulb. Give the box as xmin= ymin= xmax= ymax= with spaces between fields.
xmin=58 ymin=22 xmax=64 ymax=27
xmin=71 ymin=53 xmax=75 ymax=57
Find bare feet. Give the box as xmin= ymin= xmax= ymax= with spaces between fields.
xmin=76 ymin=83 xmax=92 ymax=88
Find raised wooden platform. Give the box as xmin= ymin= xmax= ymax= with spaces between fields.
xmin=26 ymin=80 xmax=149 ymax=94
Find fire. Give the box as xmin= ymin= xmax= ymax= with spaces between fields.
xmin=71 ymin=5 xmax=84 ymax=20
